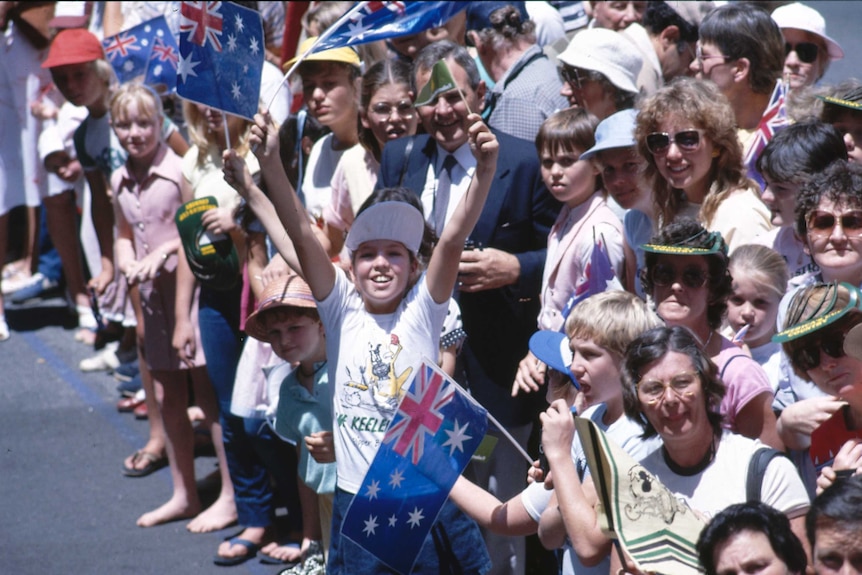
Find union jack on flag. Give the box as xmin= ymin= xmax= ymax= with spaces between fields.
xmin=177 ymin=1 xmax=264 ymax=120
xmin=342 ymin=360 xmax=487 ymax=574
xmin=101 ymin=16 xmax=178 ymax=91
xmin=744 ymin=79 xmax=790 ymax=190
xmin=146 ymin=36 xmax=179 ymax=93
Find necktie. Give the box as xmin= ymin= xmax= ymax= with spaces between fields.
xmin=435 ymin=154 xmax=458 ymax=237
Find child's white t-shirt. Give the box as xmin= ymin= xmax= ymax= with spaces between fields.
xmin=316 ymin=268 xmax=449 ymax=494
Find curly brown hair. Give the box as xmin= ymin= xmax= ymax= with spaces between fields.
xmin=635 ymin=77 xmax=756 ymax=228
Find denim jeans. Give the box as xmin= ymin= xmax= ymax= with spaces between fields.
xmin=199 ymin=285 xmax=299 ymax=528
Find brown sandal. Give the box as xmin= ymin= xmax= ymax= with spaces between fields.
xmin=122 ymin=449 xmax=167 ymax=477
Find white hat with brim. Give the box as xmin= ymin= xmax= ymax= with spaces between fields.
xmin=346 ymin=201 xmax=425 ymax=256
xmin=772 ymin=2 xmax=844 ymax=61
xmin=558 ymin=28 xmax=642 ymax=95
xmin=580 ymin=109 xmax=639 ymax=160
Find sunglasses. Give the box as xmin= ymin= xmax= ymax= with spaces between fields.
xmin=785 ymin=41 xmax=819 ymax=64
xmin=559 ymin=66 xmax=585 ymax=90
xmin=645 ymin=129 xmax=703 ymax=156
xmin=796 ymin=330 xmax=847 ymax=371
xmin=651 ymin=263 xmax=709 ymax=289
xmin=806 ymin=210 xmax=862 ymax=239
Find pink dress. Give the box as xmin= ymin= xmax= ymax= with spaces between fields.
xmin=111 ymin=143 xmax=205 ymax=371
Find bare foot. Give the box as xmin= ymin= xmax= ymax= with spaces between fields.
xmin=217 ymin=527 xmax=268 ymax=561
xmin=186 ymin=495 xmax=237 ymax=533
xmin=261 ymin=541 xmax=302 ymax=563
xmin=137 ymin=496 xmax=200 ymax=527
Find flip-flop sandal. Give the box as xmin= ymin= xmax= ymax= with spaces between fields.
xmin=259 ymin=541 xmax=301 ymax=565
xmin=122 ymin=449 xmax=167 ymax=477
xmin=213 ymin=537 xmax=259 ymax=566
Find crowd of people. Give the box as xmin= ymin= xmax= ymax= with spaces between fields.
xmin=3 ymin=1 xmax=862 ymax=574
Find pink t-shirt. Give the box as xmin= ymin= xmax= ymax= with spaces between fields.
xmin=714 ymin=336 xmax=773 ymax=432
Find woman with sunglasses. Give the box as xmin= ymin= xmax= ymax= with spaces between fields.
xmin=538 ymin=325 xmax=810 ymax=570
xmin=775 ymin=282 xmax=862 ymax=495
xmin=771 ymin=2 xmax=844 ymax=91
xmin=641 ymin=218 xmax=783 ymax=449
xmin=635 ymin=77 xmax=772 ymax=253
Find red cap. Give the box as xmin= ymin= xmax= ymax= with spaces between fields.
xmin=42 ymin=28 xmax=104 ymax=68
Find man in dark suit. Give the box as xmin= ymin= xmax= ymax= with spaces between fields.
xmin=377 ymin=39 xmax=560 ymax=575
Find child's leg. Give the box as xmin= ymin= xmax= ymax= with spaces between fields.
xmin=136 ymin=369 xmax=201 ymax=527
xmin=124 ymin=323 xmax=166 ymax=474
xmin=186 ymin=365 xmax=238 ymax=533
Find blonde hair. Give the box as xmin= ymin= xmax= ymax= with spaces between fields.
xmin=728 ymin=244 xmax=789 ymax=300
xmin=635 ymin=77 xmax=757 ymax=228
xmin=110 ymin=82 xmax=163 ymax=126
xmin=181 ymin=100 xmax=253 ymax=166
xmin=565 ymin=290 xmax=663 ymax=358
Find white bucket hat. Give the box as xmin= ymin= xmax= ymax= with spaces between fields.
xmin=345 ymin=202 xmax=425 ymax=256
xmin=771 ymin=2 xmax=844 ymax=61
xmin=558 ymin=28 xmax=643 ymax=95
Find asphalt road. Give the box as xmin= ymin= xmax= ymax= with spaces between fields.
xmin=0 ymin=296 xmax=285 ymax=574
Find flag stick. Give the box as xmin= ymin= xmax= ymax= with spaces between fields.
xmin=222 ymin=114 xmax=231 ymax=152
xmin=447 ymin=373 xmax=534 ymax=465
xmin=265 ymin=1 xmax=368 ymax=112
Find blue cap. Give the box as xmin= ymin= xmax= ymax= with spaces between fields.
xmin=580 ymin=109 xmax=638 ymax=160
xmin=465 ymin=2 xmax=529 ymax=32
xmin=529 ymin=330 xmax=579 ymax=388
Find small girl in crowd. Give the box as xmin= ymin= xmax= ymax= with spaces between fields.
xmin=323 ymin=58 xmax=419 ymax=258
xmin=222 ymin=104 xmax=499 ymax=573
xmin=724 ymin=244 xmax=789 ymax=390
xmin=513 ymin=107 xmax=625 ymax=397
xmin=108 ymin=83 xmax=225 ymax=527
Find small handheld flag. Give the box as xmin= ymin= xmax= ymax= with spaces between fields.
xmin=177 ymin=1 xmax=264 ymax=120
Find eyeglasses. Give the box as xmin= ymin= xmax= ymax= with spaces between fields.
xmin=695 ymin=45 xmax=729 ymax=67
xmin=785 ymin=41 xmax=819 ymax=64
xmin=637 ymin=371 xmax=699 ymax=404
xmin=806 ymin=210 xmax=862 ymax=239
xmin=645 ymin=129 xmax=704 ymax=156
xmin=795 ymin=329 xmax=848 ymax=371
xmin=651 ymin=262 xmax=709 ymax=289
xmin=368 ymin=101 xmax=415 ymax=119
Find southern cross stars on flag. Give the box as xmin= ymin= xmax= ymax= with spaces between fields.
xmin=177 ymin=1 xmax=264 ymax=120
xmin=341 ymin=361 xmax=487 ymax=574
xmin=101 ymin=16 xmax=178 ymax=91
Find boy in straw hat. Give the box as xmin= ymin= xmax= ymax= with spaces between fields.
xmin=244 ymin=273 xmax=332 ymax=570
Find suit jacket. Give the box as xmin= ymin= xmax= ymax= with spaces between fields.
xmin=378 ymin=131 xmax=561 ymax=425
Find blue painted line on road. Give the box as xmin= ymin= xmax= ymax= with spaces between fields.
xmin=20 ymin=331 xmax=145 ymax=448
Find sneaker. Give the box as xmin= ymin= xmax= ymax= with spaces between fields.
xmin=1 ymin=269 xmax=32 ymax=295
xmin=0 ymin=317 xmax=9 ymax=342
xmin=113 ymin=359 xmax=140 ymax=383
xmin=8 ymin=273 xmax=60 ymax=303
xmin=79 ymin=342 xmax=122 ymax=372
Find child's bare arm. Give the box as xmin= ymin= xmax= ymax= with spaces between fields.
xmin=222 ymin=111 xmax=334 ymax=299
xmin=426 ymin=114 xmax=498 ymax=304
xmin=449 ymin=476 xmax=538 ymax=536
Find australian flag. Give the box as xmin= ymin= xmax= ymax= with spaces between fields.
xmin=102 ymin=16 xmax=178 ymax=92
xmin=341 ymin=361 xmax=487 ymax=574
xmin=312 ymin=1 xmax=470 ymax=52
xmin=559 ymin=239 xmax=623 ymax=323
xmin=177 ymin=1 xmax=264 ymax=120
xmin=745 ymin=79 xmax=790 ymax=191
